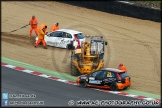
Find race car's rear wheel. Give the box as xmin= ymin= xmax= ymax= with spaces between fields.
xmin=79 ymin=80 xmax=87 ymax=88
xmin=71 ymin=56 xmax=80 ymax=76
xmin=67 ymin=43 xmax=75 ymax=50
xmin=110 ymin=83 xmax=118 ymax=91
xmin=67 ymin=44 xmax=72 ymax=50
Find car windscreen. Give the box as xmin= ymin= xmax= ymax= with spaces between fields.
xmin=76 ymin=33 xmax=85 ymax=39
xmin=119 ymin=72 xmax=130 ymax=79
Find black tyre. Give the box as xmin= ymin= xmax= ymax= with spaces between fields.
xmin=79 ymin=80 xmax=87 ymax=88
xmin=71 ymin=56 xmax=80 ymax=76
xmin=67 ymin=44 xmax=72 ymax=50
xmin=67 ymin=43 xmax=75 ymax=50
xmin=110 ymin=83 xmax=118 ymax=91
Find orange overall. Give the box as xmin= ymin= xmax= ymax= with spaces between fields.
xmin=35 ymin=29 xmax=46 ymax=47
xmin=29 ymin=18 xmax=38 ymax=36
xmin=119 ymin=65 xmax=128 ymax=73
xmin=37 ymin=24 xmax=48 ymax=34
xmin=50 ymin=24 xmax=59 ymax=32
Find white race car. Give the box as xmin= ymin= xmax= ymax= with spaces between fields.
xmin=35 ymin=29 xmax=86 ymax=49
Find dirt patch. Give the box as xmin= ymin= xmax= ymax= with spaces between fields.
xmin=1 ymin=1 xmax=161 ymax=95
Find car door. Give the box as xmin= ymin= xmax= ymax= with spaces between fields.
xmin=95 ymin=71 xmax=107 ymax=80
xmin=46 ymin=32 xmax=56 ymax=46
xmin=88 ymin=70 xmax=106 ymax=85
xmin=46 ymin=31 xmax=63 ymax=47
xmin=104 ymin=71 xmax=117 ymax=85
xmin=55 ymin=31 xmax=65 ymax=48
xmin=59 ymin=32 xmax=73 ymax=48
xmin=45 ymin=33 xmax=52 ymax=46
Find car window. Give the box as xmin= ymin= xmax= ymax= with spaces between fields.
xmin=91 ymin=70 xmax=106 ymax=78
xmin=91 ymin=70 xmax=102 ymax=77
xmin=91 ymin=42 xmax=104 ymax=54
xmin=63 ymin=32 xmax=72 ymax=38
xmin=50 ymin=31 xmax=63 ymax=37
xmin=96 ymin=71 xmax=107 ymax=79
xmin=119 ymin=72 xmax=130 ymax=79
xmin=76 ymin=33 xmax=85 ymax=39
xmin=50 ymin=32 xmax=55 ymax=37
xmin=56 ymin=32 xmax=63 ymax=37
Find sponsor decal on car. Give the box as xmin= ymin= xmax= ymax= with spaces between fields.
xmin=104 ymin=78 xmax=116 ymax=83
xmin=80 ymin=76 xmax=87 ymax=79
xmin=89 ymin=80 xmax=101 ymax=84
xmin=47 ymin=39 xmax=71 ymax=46
xmin=107 ymin=72 xmax=113 ymax=77
xmin=60 ymin=39 xmax=71 ymax=44
xmin=89 ymin=77 xmax=94 ymax=80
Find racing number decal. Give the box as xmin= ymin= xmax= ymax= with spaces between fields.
xmin=107 ymin=72 xmax=112 ymax=77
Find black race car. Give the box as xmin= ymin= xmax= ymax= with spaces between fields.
xmin=76 ymin=68 xmax=131 ymax=91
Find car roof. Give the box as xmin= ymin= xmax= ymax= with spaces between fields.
xmin=100 ymin=68 xmax=125 ymax=73
xmin=56 ymin=29 xmax=82 ymax=34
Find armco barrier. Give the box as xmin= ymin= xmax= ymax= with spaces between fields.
xmin=55 ymin=1 xmax=161 ymax=22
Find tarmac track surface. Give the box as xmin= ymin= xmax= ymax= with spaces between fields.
xmin=3 ymin=66 xmax=159 ymax=107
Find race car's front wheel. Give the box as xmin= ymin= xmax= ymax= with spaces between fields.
xmin=67 ymin=43 xmax=75 ymax=50
xmin=110 ymin=83 xmax=118 ymax=91
xmin=79 ymin=80 xmax=87 ymax=88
